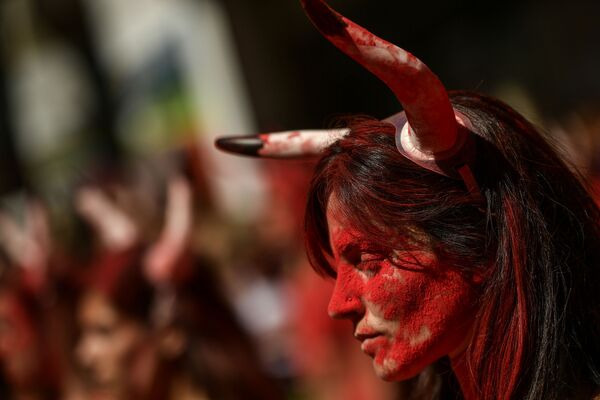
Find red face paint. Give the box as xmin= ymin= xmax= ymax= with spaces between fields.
xmin=326 ymin=198 xmax=478 ymax=381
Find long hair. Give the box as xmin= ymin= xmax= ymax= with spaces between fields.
xmin=304 ymin=91 xmax=600 ymax=399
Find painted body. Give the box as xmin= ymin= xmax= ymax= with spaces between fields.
xmin=326 ymin=197 xmax=478 ymax=381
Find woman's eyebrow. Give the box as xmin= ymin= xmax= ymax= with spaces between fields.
xmin=338 ymin=241 xmax=387 ymax=262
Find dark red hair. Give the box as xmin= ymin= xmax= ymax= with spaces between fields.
xmin=305 ymin=91 xmax=600 ymax=399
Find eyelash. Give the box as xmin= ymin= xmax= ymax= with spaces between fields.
xmin=389 ymin=250 xmax=431 ymax=268
xmin=355 ymin=250 xmax=422 ymax=271
xmin=355 ymin=254 xmax=385 ymax=276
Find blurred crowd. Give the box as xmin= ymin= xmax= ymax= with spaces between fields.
xmin=0 ymin=148 xmax=410 ymax=400
xmin=0 ymin=0 xmax=599 ymax=399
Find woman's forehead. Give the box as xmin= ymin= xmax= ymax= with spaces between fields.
xmin=326 ymin=201 xmax=390 ymax=256
xmin=325 ymin=193 xmax=427 ymax=249
xmin=325 ymin=194 xmax=355 ymax=240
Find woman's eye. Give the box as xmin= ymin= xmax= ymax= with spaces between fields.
xmin=388 ymin=250 xmax=434 ymax=268
xmin=355 ymin=253 xmax=384 ymax=276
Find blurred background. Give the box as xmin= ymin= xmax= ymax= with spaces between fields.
xmin=0 ymin=0 xmax=599 ymax=399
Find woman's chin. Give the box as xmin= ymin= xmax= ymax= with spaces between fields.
xmin=372 ymin=357 xmax=425 ymax=382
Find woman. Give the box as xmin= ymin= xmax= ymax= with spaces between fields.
xmin=304 ymin=97 xmax=600 ymax=400
xmin=215 ymin=1 xmax=600 ymax=399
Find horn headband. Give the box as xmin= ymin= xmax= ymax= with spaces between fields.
xmin=216 ymin=0 xmax=478 ymax=189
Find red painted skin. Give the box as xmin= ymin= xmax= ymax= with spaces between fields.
xmin=326 ymin=196 xmax=479 ymax=391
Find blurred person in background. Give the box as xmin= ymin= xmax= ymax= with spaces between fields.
xmin=0 ymin=200 xmax=75 ymax=400
xmin=75 ymin=174 xmax=283 ymax=400
xmin=0 ymin=276 xmax=62 ymax=400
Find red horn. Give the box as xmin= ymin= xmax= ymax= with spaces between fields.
xmin=300 ymin=0 xmax=459 ymax=156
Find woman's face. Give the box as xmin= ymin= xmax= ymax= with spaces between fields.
xmin=76 ymin=291 xmax=149 ymax=389
xmin=325 ymin=199 xmax=479 ymax=381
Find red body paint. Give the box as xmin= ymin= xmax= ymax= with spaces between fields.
xmin=326 ymin=198 xmax=478 ymax=383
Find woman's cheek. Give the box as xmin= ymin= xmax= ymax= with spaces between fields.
xmin=364 ymin=267 xmax=405 ymax=321
xmin=365 ymin=265 xmax=469 ymax=347
xmin=426 ymin=271 xmax=478 ymax=318
xmin=365 ymin=265 xmax=430 ymax=322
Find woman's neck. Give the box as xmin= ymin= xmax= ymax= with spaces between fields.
xmin=450 ymin=352 xmax=478 ymax=400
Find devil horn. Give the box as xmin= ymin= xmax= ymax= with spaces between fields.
xmin=215 ymin=128 xmax=349 ymax=158
xmin=300 ymin=0 xmax=459 ymax=157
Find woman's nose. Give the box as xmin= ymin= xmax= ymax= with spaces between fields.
xmin=327 ymin=269 xmax=364 ymax=320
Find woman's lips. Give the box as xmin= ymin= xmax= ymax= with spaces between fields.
xmin=355 ymin=331 xmax=384 ymax=357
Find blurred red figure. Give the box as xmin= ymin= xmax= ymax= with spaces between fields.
xmin=0 ymin=283 xmax=62 ymax=399
xmin=0 ymin=201 xmax=66 ymax=400
xmin=74 ymin=176 xmax=282 ymax=400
